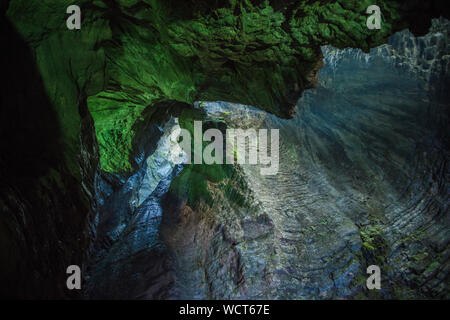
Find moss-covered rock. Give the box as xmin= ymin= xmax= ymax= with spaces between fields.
xmin=6 ymin=0 xmax=448 ymax=173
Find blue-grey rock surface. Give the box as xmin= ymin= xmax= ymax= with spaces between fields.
xmin=86 ymin=19 xmax=449 ymax=299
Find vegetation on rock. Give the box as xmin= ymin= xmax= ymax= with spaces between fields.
xmin=6 ymin=0 xmax=447 ymax=173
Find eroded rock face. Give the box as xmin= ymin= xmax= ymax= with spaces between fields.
xmin=2 ymin=0 xmax=449 ymax=299
xmin=6 ymin=0 xmax=449 ymax=174
xmin=85 ymin=117 xmax=185 ymax=299
xmin=84 ymin=20 xmax=448 ymax=299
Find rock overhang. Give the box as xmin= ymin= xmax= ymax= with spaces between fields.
xmin=5 ymin=0 xmax=449 ymax=173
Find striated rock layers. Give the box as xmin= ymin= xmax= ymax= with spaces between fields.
xmin=87 ymin=19 xmax=449 ymax=299
xmin=1 ymin=0 xmax=449 ymax=298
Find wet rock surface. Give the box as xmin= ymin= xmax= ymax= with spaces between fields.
xmin=85 ymin=20 xmax=449 ymax=299
xmin=86 ymin=118 xmax=184 ymax=299
xmin=2 ymin=0 xmax=449 ymax=299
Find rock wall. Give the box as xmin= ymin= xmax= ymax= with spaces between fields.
xmin=1 ymin=0 xmax=449 ymax=299
xmin=0 ymin=16 xmax=99 ymax=298
xmin=87 ymin=19 xmax=449 ymax=299
xmin=6 ymin=0 xmax=448 ymax=174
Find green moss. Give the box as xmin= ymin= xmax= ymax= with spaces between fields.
xmin=170 ymin=163 xmax=233 ymax=207
xmin=87 ymin=93 xmax=147 ymax=173
xmin=6 ymin=0 xmax=444 ymax=174
xmin=424 ymin=260 xmax=440 ymax=274
xmin=360 ymin=225 xmax=383 ymax=250
xmin=168 ymin=109 xmax=236 ymax=207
